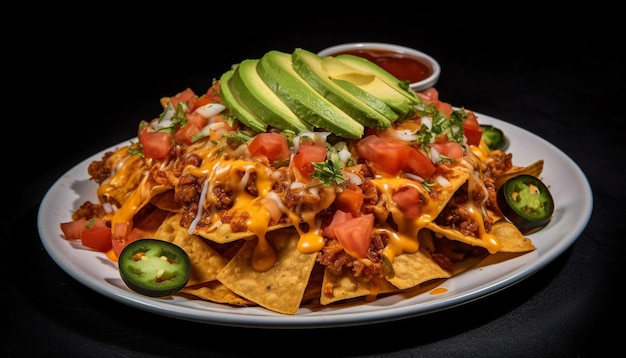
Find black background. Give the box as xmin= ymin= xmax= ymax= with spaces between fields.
xmin=4 ymin=6 xmax=624 ymax=357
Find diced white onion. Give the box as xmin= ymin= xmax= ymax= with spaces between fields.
xmin=195 ymin=103 xmax=226 ymax=118
xmin=430 ymin=146 xmax=440 ymax=163
xmin=436 ymin=175 xmax=451 ymax=187
xmin=343 ymin=171 xmax=362 ymax=185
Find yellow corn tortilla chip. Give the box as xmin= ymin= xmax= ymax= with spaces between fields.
xmin=150 ymin=190 xmax=181 ymax=212
xmin=300 ymin=263 xmax=325 ymax=306
xmin=495 ymin=159 xmax=544 ymax=190
xmin=216 ymin=228 xmax=318 ymax=315
xmin=386 ymin=249 xmax=453 ymax=289
xmin=154 ymin=213 xmax=229 ymax=285
xmin=426 ymin=220 xmax=535 ymax=253
xmin=181 ymin=281 xmax=254 ymax=306
xmin=489 ymin=220 xmax=536 ymax=251
xmin=320 ymin=269 xmax=398 ymax=305
xmin=195 ymin=222 xmax=293 ymax=244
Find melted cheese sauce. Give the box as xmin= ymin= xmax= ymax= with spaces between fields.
xmin=100 ymin=132 xmax=502 ymax=271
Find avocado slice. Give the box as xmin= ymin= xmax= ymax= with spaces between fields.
xmin=291 ymin=48 xmax=393 ymax=129
xmin=256 ymin=50 xmax=364 ymax=139
xmin=330 ymin=78 xmax=400 ymax=120
xmin=332 ymin=54 xmax=423 ymax=105
xmin=231 ymin=59 xmax=311 ymax=133
xmin=322 ymin=55 xmax=416 ymax=119
xmin=218 ymin=69 xmax=267 ymax=133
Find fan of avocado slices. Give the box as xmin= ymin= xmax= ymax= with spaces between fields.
xmin=219 ymin=48 xmax=423 ymax=139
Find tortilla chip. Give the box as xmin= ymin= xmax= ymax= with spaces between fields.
xmin=320 ymin=269 xmax=398 ymax=305
xmin=426 ymin=220 xmax=535 ymax=253
xmin=495 ymin=159 xmax=544 ymax=189
xmin=195 ymin=222 xmax=293 ymax=244
xmin=181 ymin=281 xmax=254 ymax=306
xmin=386 ymin=249 xmax=452 ymax=289
xmin=301 ymin=263 xmax=325 ymax=306
xmin=150 ymin=190 xmax=181 ymax=212
xmin=216 ymin=228 xmax=318 ymax=315
xmin=489 ymin=220 xmax=535 ymax=252
xmin=154 ymin=213 xmax=229 ymax=285
xmin=133 ymin=205 xmax=171 ymax=235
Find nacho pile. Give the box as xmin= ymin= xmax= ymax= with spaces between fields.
xmin=64 ymin=82 xmax=546 ymax=315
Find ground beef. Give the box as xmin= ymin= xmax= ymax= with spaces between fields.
xmin=213 ymin=185 xmax=233 ymax=210
xmin=87 ymin=151 xmax=113 ymax=184
xmin=220 ymin=210 xmax=250 ymax=232
xmin=175 ymin=174 xmax=201 ymax=203
xmin=72 ymin=201 xmax=106 ymax=221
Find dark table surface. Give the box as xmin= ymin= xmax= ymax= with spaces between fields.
xmin=4 ymin=7 xmax=624 ymax=357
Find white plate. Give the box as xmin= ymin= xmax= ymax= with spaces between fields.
xmin=37 ymin=112 xmax=592 ymax=329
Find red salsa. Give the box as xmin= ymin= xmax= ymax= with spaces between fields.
xmin=332 ymin=48 xmax=433 ymax=83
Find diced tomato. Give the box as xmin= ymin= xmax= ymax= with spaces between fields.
xmin=333 ymin=213 xmax=374 ymax=259
xmin=418 ymin=87 xmax=440 ymax=102
xmin=206 ymin=82 xmax=222 ymax=103
xmin=60 ymin=218 xmax=89 ymax=241
xmin=128 ymin=227 xmax=151 ymax=241
xmin=111 ymin=222 xmax=130 ymax=257
xmin=292 ymin=143 xmax=327 ymax=179
xmin=336 ymin=186 xmax=364 ymax=217
xmin=248 ymin=133 xmax=291 ymax=163
xmin=356 ymin=135 xmax=436 ymax=178
xmin=81 ymin=224 xmax=112 ymax=252
xmin=174 ymin=123 xmax=200 ymax=145
xmin=108 ymin=226 xmax=149 ymax=260
xmin=60 ymin=218 xmax=112 ymax=252
xmin=404 ymin=147 xmax=437 ymax=178
xmin=192 ymin=93 xmax=215 ymax=111
xmin=462 ymin=110 xmax=483 ymax=146
xmin=323 ymin=210 xmax=353 ymax=239
xmin=418 ymin=87 xmax=453 ymax=117
xmin=432 ymin=136 xmax=464 ymax=159
xmin=356 ymin=135 xmax=408 ymax=174
xmin=169 ymin=88 xmax=197 ymax=111
xmin=392 ymin=186 xmax=423 ymax=219
xmin=186 ymin=111 xmax=209 ymax=129
xmin=139 ymin=129 xmax=173 ymax=159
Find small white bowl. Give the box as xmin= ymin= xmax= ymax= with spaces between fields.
xmin=317 ymin=42 xmax=440 ymax=92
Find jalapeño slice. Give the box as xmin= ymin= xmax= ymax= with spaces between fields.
xmin=480 ymin=124 xmax=509 ymax=151
xmin=118 ymin=239 xmax=191 ymax=297
xmin=497 ymin=174 xmax=554 ymax=232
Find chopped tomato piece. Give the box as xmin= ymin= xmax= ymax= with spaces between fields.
xmin=323 ymin=210 xmax=353 ymax=239
xmin=60 ymin=218 xmax=89 ymax=241
xmin=356 ymin=135 xmax=408 ymax=174
xmin=193 ymin=93 xmax=215 ymax=111
xmin=404 ymin=147 xmax=437 ymax=178
xmin=174 ymin=123 xmax=201 ymax=145
xmin=81 ymin=224 xmax=112 ymax=252
xmin=462 ymin=110 xmax=483 ymax=146
xmin=206 ymin=82 xmax=221 ymax=103
xmin=60 ymin=218 xmax=112 ymax=252
xmin=248 ymin=132 xmax=291 ymax=163
xmin=432 ymin=136 xmax=464 ymax=159
xmin=333 ymin=213 xmax=374 ymax=259
xmin=418 ymin=87 xmax=453 ymax=117
xmin=139 ymin=130 xmax=173 ymax=159
xmin=111 ymin=223 xmax=130 ymax=257
xmin=392 ymin=186 xmax=423 ymax=219
xmin=292 ymin=143 xmax=327 ymax=179
xmin=356 ymin=135 xmax=436 ymax=178
xmin=336 ymin=186 xmax=364 ymax=217
xmin=418 ymin=87 xmax=440 ymax=102
xmin=169 ymin=87 xmax=197 ymax=111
